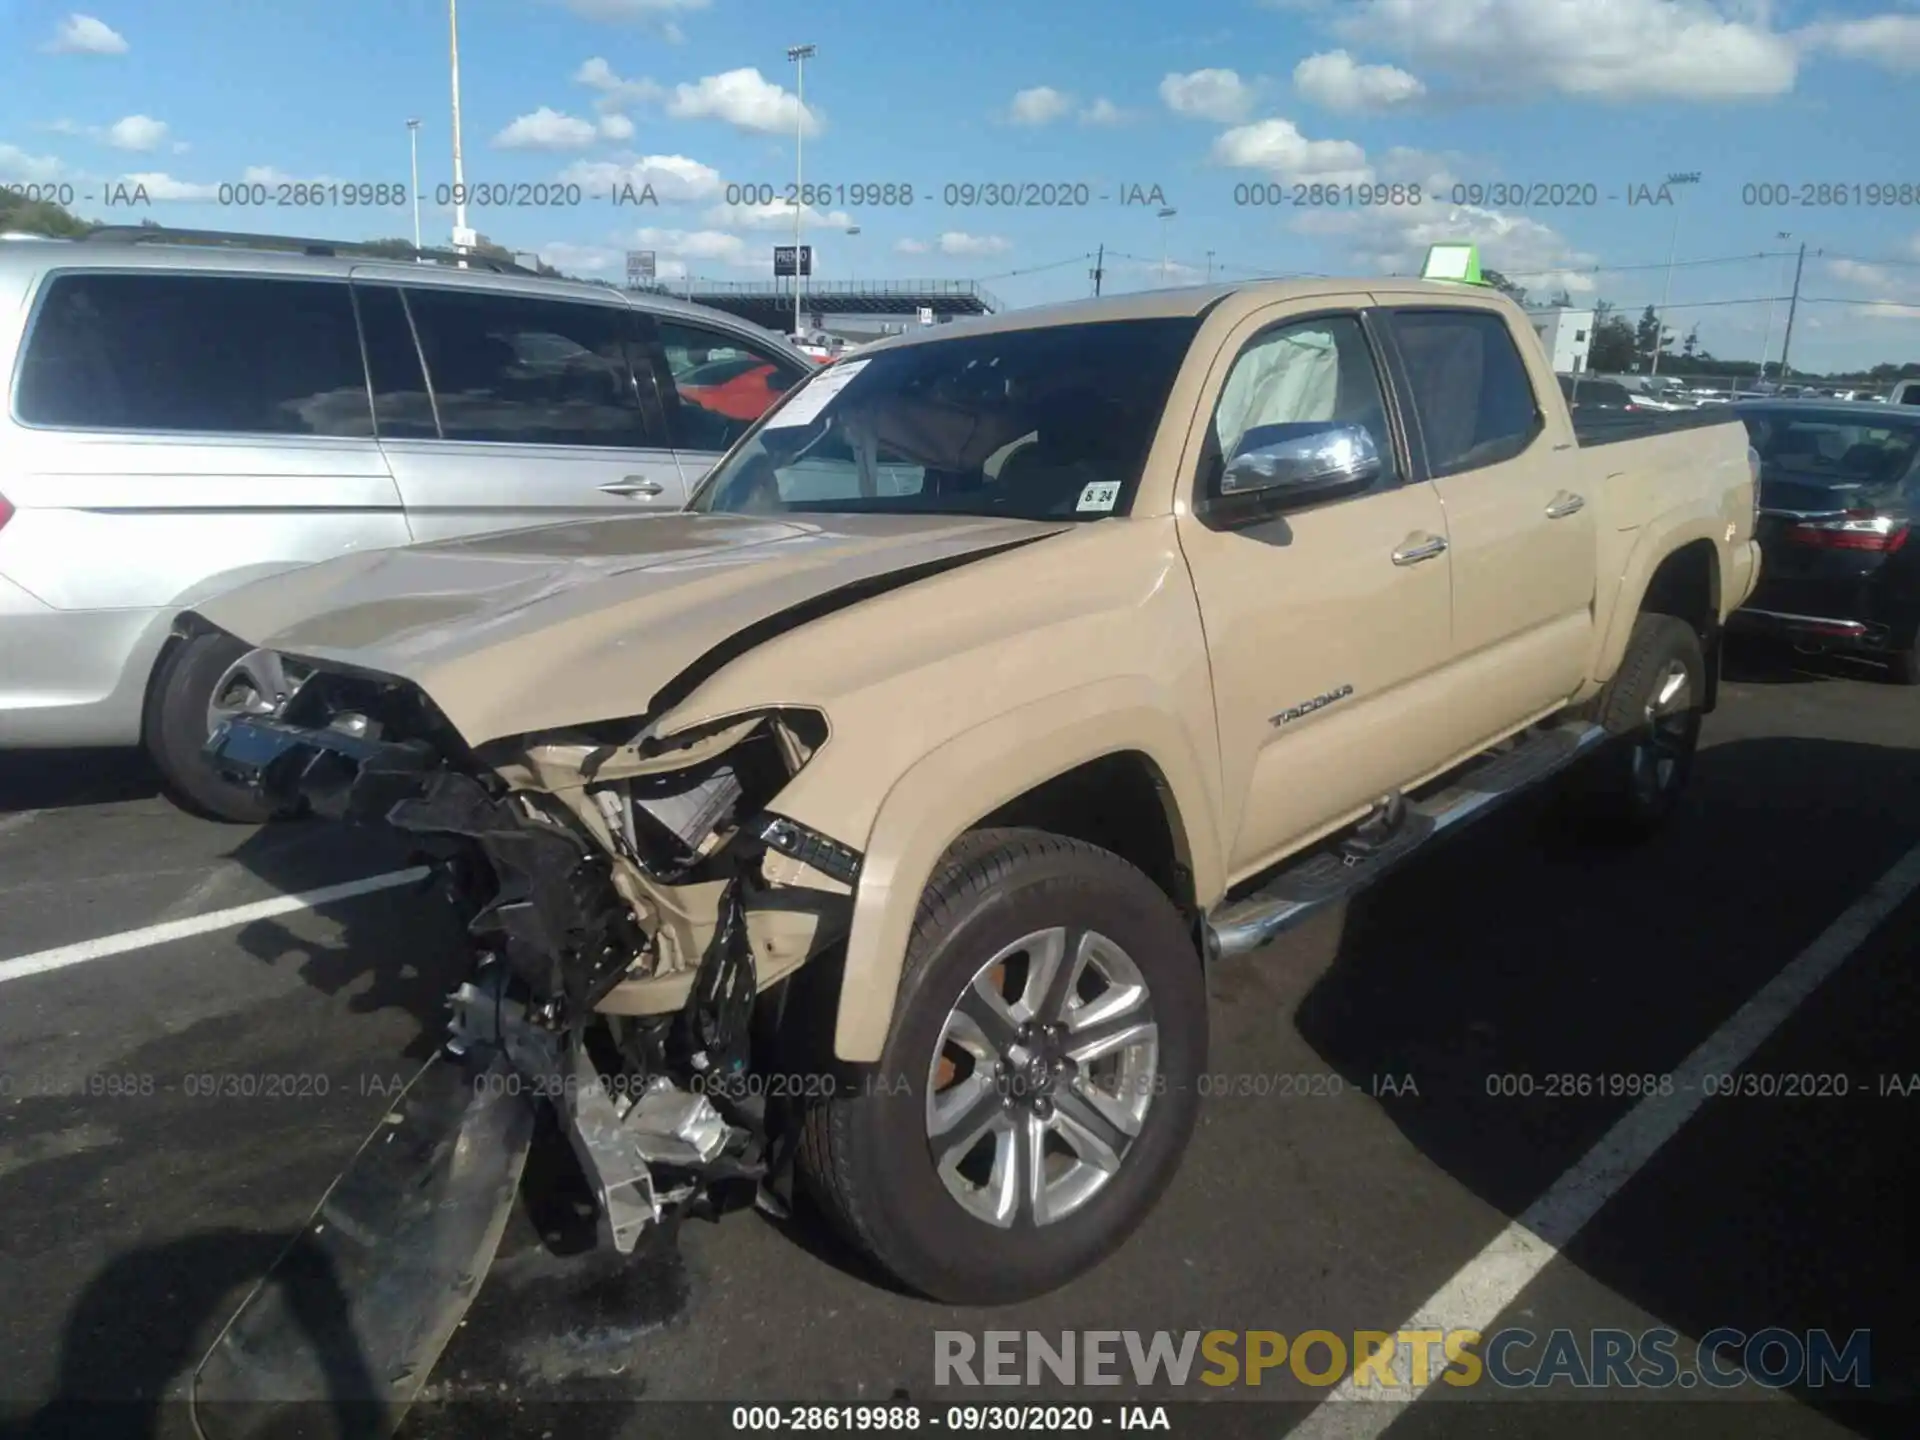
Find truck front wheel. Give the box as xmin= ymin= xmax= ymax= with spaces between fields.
xmin=1567 ymin=612 xmax=1705 ymax=839
xmin=797 ymin=828 xmax=1206 ymax=1305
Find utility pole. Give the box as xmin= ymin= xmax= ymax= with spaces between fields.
xmin=1757 ymin=232 xmax=1789 ymax=388
xmin=787 ymin=43 xmax=815 ymax=340
xmin=1091 ymin=243 xmax=1104 ymax=296
xmin=1206 ymin=249 xmax=1215 ymax=283
xmin=1157 ymin=206 xmax=1176 ymax=281
xmin=406 ymin=119 xmax=422 ymax=253
xmin=448 ymin=0 xmax=471 ymax=262
xmin=1778 ymin=241 xmax=1808 ymax=381
xmin=1648 ymin=170 xmax=1701 ymax=377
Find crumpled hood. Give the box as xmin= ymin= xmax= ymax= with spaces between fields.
xmin=191 ymin=511 xmax=1065 ymax=745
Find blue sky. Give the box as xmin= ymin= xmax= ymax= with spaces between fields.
xmin=5 ymin=0 xmax=1920 ymax=370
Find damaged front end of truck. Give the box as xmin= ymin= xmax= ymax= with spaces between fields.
xmin=188 ymin=644 xmax=864 ymax=1434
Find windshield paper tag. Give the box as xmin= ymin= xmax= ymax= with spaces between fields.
xmin=1076 ymin=481 xmax=1121 ymax=513
xmin=764 ymin=359 xmax=871 ymax=429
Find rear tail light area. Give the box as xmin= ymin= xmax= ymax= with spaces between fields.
xmin=1783 ymin=509 xmax=1910 ymax=553
xmin=0 ymin=491 xmax=12 ymax=533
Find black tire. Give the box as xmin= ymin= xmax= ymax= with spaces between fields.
xmin=797 ymin=827 xmax=1206 ymax=1305
xmin=1564 ymin=612 xmax=1705 ymax=839
xmin=144 ymin=631 xmax=285 ymax=824
xmin=1884 ymin=630 xmax=1920 ymax=686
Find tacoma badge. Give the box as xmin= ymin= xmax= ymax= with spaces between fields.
xmin=1271 ymin=684 xmax=1354 ymax=727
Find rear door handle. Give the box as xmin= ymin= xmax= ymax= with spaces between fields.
xmin=600 ymin=477 xmax=665 ymax=498
xmin=1391 ymin=534 xmax=1448 ymax=566
xmin=1545 ymin=491 xmax=1586 ymax=518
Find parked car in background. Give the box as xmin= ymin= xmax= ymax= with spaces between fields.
xmin=0 ymin=228 xmax=815 ymax=821
xmin=1888 ymin=379 xmax=1920 ymax=406
xmin=1558 ymin=375 xmax=1641 ymax=411
xmin=1732 ymin=400 xmax=1919 ymax=683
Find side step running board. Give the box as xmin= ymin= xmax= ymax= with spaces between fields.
xmin=1207 ymin=721 xmax=1607 ymax=959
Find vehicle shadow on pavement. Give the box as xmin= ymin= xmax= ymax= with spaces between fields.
xmin=0 ymin=748 xmax=160 ymax=815
xmin=5 ymin=1228 xmax=379 ymax=1440
xmin=1292 ymin=735 xmax=1920 ymax=1436
xmin=223 ymin=820 xmax=472 ymax=1057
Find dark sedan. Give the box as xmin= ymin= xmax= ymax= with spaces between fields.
xmin=1732 ymin=400 xmax=1920 ymax=683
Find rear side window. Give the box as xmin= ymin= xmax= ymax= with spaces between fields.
xmin=15 ymin=272 xmax=371 ymax=436
xmin=1388 ymin=309 xmax=1543 ymax=476
xmin=402 ymin=287 xmax=655 ymax=447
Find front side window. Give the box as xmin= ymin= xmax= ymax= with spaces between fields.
xmin=689 ymin=317 xmax=1200 ymax=520
xmin=403 ymin=287 xmax=651 ymax=447
xmin=15 ymin=272 xmax=370 ymax=436
xmin=1201 ymin=313 xmax=1400 ymax=499
xmin=1388 ymin=308 xmax=1543 ymax=476
xmin=654 ymin=320 xmax=808 ymax=454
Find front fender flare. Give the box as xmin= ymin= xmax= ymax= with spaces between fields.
xmin=829 ymin=681 xmax=1224 ymax=1062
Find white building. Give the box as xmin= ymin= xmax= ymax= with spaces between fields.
xmin=1526 ymin=307 xmax=1595 ymax=374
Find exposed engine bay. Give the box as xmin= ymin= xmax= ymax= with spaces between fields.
xmin=202 ymin=649 xmax=861 ymax=1257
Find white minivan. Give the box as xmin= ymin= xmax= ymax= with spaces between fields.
xmin=0 ymin=228 xmax=814 ymax=819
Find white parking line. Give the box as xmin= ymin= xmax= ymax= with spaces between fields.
xmin=0 ymin=866 xmax=430 ymax=986
xmin=1292 ymin=837 xmax=1920 ymax=1437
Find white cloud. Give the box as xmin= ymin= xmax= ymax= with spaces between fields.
xmin=1336 ymin=0 xmax=1798 ymax=100
xmin=1080 ymin=98 xmax=1128 ymax=125
xmin=598 ymin=113 xmax=635 ymax=141
xmin=628 ymin=226 xmax=753 ymax=267
xmin=43 ymin=13 xmax=127 ymax=54
xmin=1798 ymin=14 xmax=1920 ymax=72
xmin=703 ymin=200 xmax=854 ymax=231
xmin=937 ymin=232 xmax=1011 ymax=257
xmin=119 ymin=172 xmax=220 ymax=201
xmin=1291 ymin=201 xmax=1598 ymax=294
xmin=666 ymin=69 xmax=820 ymax=137
xmin=561 ymin=0 xmax=709 ymax=22
xmin=538 ymin=241 xmax=621 ymax=274
xmin=494 ymin=107 xmax=601 ymax=150
xmin=557 ymin=153 xmax=724 ymax=202
xmin=574 ymin=57 xmax=666 ymax=113
xmin=106 ymin=115 xmax=167 ymax=150
xmin=1293 ymin=50 xmax=1425 ymax=111
xmin=895 ymin=238 xmax=930 ymax=255
xmin=0 ymin=144 xmax=63 ymax=182
xmin=1007 ymin=86 xmax=1073 ymax=125
xmin=1212 ymin=119 xmax=1370 ymax=182
xmin=1160 ymin=69 xmax=1258 ymax=122
xmin=1378 ymin=145 xmax=1464 ymax=194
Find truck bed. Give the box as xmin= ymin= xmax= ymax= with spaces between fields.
xmin=1573 ymin=407 xmax=1746 ymax=447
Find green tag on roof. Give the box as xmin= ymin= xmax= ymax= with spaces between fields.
xmin=1421 ymin=243 xmax=1486 ymax=285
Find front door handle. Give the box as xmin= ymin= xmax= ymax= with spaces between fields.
xmin=1545 ymin=491 xmax=1586 ymax=518
xmin=1391 ymin=534 xmax=1448 ymax=566
xmin=600 ymin=477 xmax=665 ymax=498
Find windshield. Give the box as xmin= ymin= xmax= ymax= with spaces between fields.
xmin=687 ymin=317 xmax=1200 ymax=521
xmin=1741 ymin=410 xmax=1920 ymax=496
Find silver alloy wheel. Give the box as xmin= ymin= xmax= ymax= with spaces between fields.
xmin=925 ymin=927 xmax=1159 ymax=1229
xmin=1629 ymin=656 xmax=1694 ymax=807
xmin=206 ymin=648 xmax=306 ymax=737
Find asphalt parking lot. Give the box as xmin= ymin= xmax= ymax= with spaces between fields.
xmin=1 ymin=640 xmax=1916 ymax=1440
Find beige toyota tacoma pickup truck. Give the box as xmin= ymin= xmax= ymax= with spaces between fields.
xmin=181 ymin=253 xmax=1758 ymax=1422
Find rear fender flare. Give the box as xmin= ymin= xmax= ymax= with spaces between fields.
xmin=829 ymin=681 xmax=1224 ymax=1062
xmin=1592 ymin=518 xmax=1724 ymax=686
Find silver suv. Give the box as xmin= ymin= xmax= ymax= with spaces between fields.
xmin=0 ymin=227 xmax=815 ymax=820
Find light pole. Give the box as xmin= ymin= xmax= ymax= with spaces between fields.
xmin=1206 ymin=248 xmax=1215 ymax=283
xmin=1157 ymin=206 xmax=1176 ymax=281
xmin=787 ymin=43 xmax=815 ymax=339
xmin=1756 ymin=232 xmax=1791 ymax=390
xmin=1649 ymin=170 xmax=1700 ymax=377
xmin=406 ymin=119 xmax=422 ymax=252
xmin=449 ymin=0 xmax=471 ymax=261
xmin=845 ymin=224 xmax=860 ymax=281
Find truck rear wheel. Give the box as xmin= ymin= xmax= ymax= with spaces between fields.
xmin=1566 ymin=612 xmax=1705 ymax=839
xmin=797 ymin=828 xmax=1206 ymax=1304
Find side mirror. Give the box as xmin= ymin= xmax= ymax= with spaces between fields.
xmin=1222 ymin=421 xmax=1382 ymax=502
